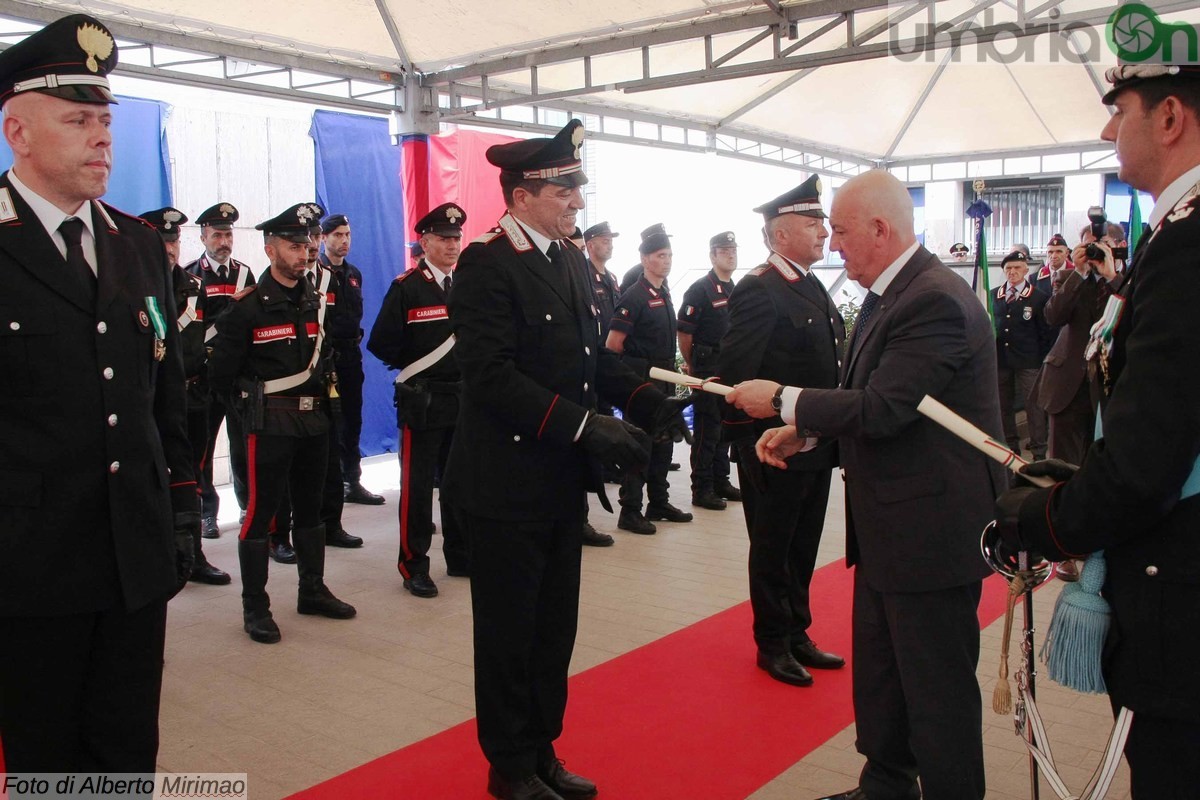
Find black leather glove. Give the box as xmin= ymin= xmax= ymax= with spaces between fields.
xmin=1018 ymin=458 xmax=1079 ymax=485
xmin=173 ymin=512 xmax=198 ymax=594
xmin=992 ymin=458 xmax=1077 ymax=557
xmin=652 ymin=394 xmax=695 ymax=445
xmin=580 ymin=414 xmax=651 ymax=474
xmin=993 ymin=486 xmax=1037 ymax=553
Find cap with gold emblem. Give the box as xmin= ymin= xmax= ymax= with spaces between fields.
xmin=415 ymin=203 xmax=467 ymax=237
xmin=949 ymin=242 xmax=970 ymax=256
xmin=320 ymin=213 xmax=349 ymax=235
xmin=0 ymin=14 xmax=118 ymax=106
xmin=140 ymin=207 xmax=189 ymax=242
xmin=755 ymin=174 xmax=826 ymax=220
xmin=256 ymin=202 xmax=325 ymax=243
xmin=1001 ymin=250 xmax=1029 ymax=267
xmin=1046 ymin=233 xmax=1068 ymax=248
xmin=1102 ymin=64 xmax=1200 ymax=105
xmin=709 ymin=231 xmax=737 ymax=249
xmin=583 ymin=221 xmax=619 ymax=242
xmin=196 ymin=202 xmax=240 ymax=230
xmin=486 ymin=119 xmax=589 ymax=188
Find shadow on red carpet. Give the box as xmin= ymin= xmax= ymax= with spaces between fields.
xmin=289 ymin=561 xmax=1012 ymax=799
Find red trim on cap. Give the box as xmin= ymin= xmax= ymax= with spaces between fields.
xmin=538 ymin=395 xmax=560 ymax=440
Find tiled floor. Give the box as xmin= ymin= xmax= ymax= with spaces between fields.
xmin=162 ymin=451 xmax=1130 ymax=799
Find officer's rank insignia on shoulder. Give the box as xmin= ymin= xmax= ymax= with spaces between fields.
xmin=767 ymin=253 xmax=801 ymax=282
xmin=233 ymin=286 xmax=257 ymax=301
xmin=472 ymin=228 xmax=502 ymax=245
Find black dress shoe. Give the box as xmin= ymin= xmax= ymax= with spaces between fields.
xmin=757 ymin=650 xmax=813 ymax=686
xmin=343 ymin=481 xmax=385 ymax=505
xmin=793 ymin=639 xmax=845 ymax=670
xmin=487 ymin=769 xmax=563 ymax=800
xmin=691 ymin=490 xmax=727 ymax=510
xmin=814 ymin=789 xmax=867 ymax=800
xmin=326 ymin=528 xmax=364 ymax=548
xmin=538 ymin=760 xmax=597 ymax=799
xmin=617 ymin=510 xmax=656 ymax=535
xmin=403 ymin=572 xmax=439 ymax=598
xmin=646 ymin=503 xmax=693 ymax=523
xmin=715 ymin=480 xmax=743 ymax=502
xmin=269 ymin=538 xmax=297 ymax=564
xmin=189 ymin=561 xmax=232 ymax=585
xmin=201 ymin=515 xmax=219 ymax=539
xmin=581 ymin=522 xmax=614 ymax=547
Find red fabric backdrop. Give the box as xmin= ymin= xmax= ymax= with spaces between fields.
xmin=401 ymin=127 xmax=518 ymax=263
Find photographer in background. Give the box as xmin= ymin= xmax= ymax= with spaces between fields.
xmin=1036 ymin=210 xmax=1125 ymax=469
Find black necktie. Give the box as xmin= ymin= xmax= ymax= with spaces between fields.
xmin=1006 ymin=286 xmax=1017 ymax=303
xmin=545 ymin=241 xmax=570 ymax=297
xmin=307 ymin=271 xmax=316 ymax=289
xmin=443 ymin=274 xmax=452 ymax=294
xmin=218 ymin=263 xmax=228 ymax=281
xmin=858 ymin=291 xmax=880 ymax=327
xmin=851 ymin=291 xmax=880 ymax=348
xmin=58 ymin=217 xmax=97 ymax=300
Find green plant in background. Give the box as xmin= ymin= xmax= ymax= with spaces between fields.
xmin=839 ymin=298 xmax=860 ymax=339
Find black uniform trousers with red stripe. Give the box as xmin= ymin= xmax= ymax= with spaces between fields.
xmin=397 ymin=397 xmax=467 ymax=577
xmin=240 ymin=425 xmax=328 ymax=542
xmin=260 ymin=419 xmax=346 ymax=539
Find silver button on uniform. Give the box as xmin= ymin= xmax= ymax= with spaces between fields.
xmin=513 ymin=435 xmax=521 ymax=442
xmin=109 ymin=461 xmax=120 ymax=474
xmin=96 ymin=321 xmax=107 ymax=334
xmin=9 ymin=321 xmax=19 ymax=331
xmin=107 ymin=414 xmax=118 ymax=427
xmin=103 ymin=367 xmax=114 ymax=380
xmin=1146 ymin=565 xmax=1159 ymax=577
xmin=545 ymin=314 xmax=552 ymax=321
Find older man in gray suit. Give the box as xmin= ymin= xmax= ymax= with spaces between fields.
xmin=728 ymin=170 xmax=1004 ymax=800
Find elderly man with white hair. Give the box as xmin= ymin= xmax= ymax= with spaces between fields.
xmin=728 ymin=169 xmax=1005 ymax=800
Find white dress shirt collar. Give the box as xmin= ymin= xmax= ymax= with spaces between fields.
xmin=8 ymin=168 xmax=97 ymax=269
xmin=863 ymin=240 xmax=920 ymax=297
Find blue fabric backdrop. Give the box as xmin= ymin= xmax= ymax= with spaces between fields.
xmin=0 ymin=95 xmax=172 ymax=214
xmin=311 ymin=110 xmax=407 ymax=457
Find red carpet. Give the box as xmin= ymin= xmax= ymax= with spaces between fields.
xmin=290 ymin=562 xmax=1012 ymax=799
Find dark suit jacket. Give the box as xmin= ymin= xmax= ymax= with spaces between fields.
xmin=993 ymin=282 xmax=1053 ymax=370
xmin=442 ymin=214 xmax=662 ymax=522
xmin=1017 ymin=189 xmax=1200 ymax=721
xmin=0 ymin=172 xmax=196 ymax=616
xmin=719 ymin=253 xmax=844 ymax=472
xmin=1036 ymin=268 xmax=1101 ymax=414
xmin=791 ymin=246 xmax=1004 ymax=593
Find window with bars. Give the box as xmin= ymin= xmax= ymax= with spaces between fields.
xmin=962 ymin=179 xmax=1064 ymax=256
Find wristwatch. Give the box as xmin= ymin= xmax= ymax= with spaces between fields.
xmin=770 ymin=385 xmax=785 ymax=413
